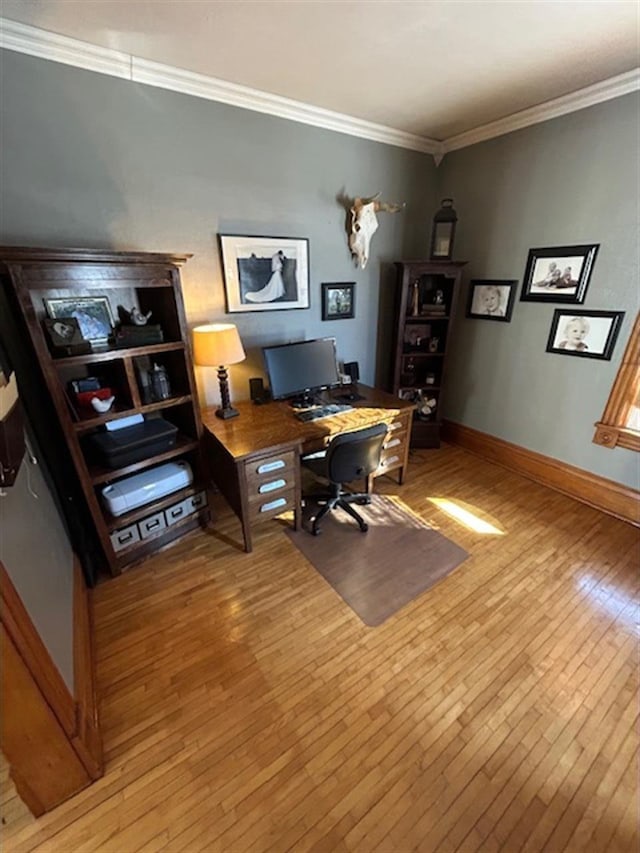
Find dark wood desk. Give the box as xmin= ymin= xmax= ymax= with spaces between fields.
xmin=201 ymin=384 xmax=414 ymax=552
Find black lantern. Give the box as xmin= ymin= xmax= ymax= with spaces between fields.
xmin=429 ymin=198 xmax=457 ymax=260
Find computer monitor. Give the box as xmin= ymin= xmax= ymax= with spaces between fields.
xmin=262 ymin=338 xmax=340 ymax=405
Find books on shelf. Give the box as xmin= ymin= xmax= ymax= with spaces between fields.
xmin=114 ymin=324 xmax=164 ymax=348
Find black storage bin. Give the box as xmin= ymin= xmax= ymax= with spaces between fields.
xmin=89 ymin=418 xmax=178 ymax=468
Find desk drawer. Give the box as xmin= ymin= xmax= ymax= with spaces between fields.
xmin=377 ymin=432 xmax=408 ymax=475
xmin=387 ymin=413 xmax=411 ymax=434
xmin=245 ymin=450 xmax=296 ymax=486
xmin=247 ymin=472 xmax=293 ymax=506
xmin=247 ymin=487 xmax=296 ymax=522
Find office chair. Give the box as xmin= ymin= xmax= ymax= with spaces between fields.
xmin=301 ymin=422 xmax=388 ymax=535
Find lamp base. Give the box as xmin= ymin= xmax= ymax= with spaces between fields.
xmin=216 ymin=406 xmax=239 ymax=420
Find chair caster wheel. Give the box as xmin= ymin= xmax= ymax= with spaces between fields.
xmin=360 ymin=523 xmax=369 ymax=533
xmin=356 ymin=496 xmax=371 ymax=506
xmin=312 ymin=528 xmax=321 ymax=536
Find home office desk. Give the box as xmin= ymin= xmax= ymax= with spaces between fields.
xmin=201 ymin=384 xmax=414 ymax=552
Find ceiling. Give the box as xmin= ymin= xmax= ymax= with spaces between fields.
xmin=1 ymin=0 xmax=638 ymax=142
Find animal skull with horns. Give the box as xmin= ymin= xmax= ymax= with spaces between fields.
xmin=348 ymin=192 xmax=405 ymax=269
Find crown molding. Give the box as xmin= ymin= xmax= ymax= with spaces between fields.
xmin=131 ymin=56 xmax=440 ymax=154
xmin=0 ymin=17 xmax=439 ymax=155
xmin=1 ymin=17 xmax=638 ymax=161
xmin=0 ymin=17 xmax=130 ymax=78
xmin=442 ymin=68 xmax=640 ymax=154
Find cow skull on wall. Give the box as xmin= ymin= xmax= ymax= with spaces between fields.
xmin=348 ymin=193 xmax=405 ymax=269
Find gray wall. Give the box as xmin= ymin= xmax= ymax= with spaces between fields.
xmin=0 ymin=434 xmax=75 ymax=692
xmin=1 ymin=49 xmax=636 ymax=489
xmin=438 ymin=93 xmax=640 ymax=489
xmin=0 ymin=50 xmax=437 ymax=404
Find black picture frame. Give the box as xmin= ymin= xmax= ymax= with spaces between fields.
xmin=44 ymin=296 xmax=114 ymax=344
xmin=218 ymin=234 xmax=310 ymax=313
xmin=43 ymin=317 xmax=85 ymax=348
xmin=466 ymin=279 xmax=517 ymax=322
xmin=520 ymin=244 xmax=599 ymax=304
xmin=321 ymin=282 xmax=355 ymax=321
xmin=546 ymin=309 xmax=625 ymax=360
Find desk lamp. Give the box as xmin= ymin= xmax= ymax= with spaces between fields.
xmin=193 ymin=323 xmax=246 ymax=419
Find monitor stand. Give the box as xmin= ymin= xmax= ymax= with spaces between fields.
xmin=289 ymin=392 xmax=319 ymax=409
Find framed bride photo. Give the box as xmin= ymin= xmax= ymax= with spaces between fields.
xmin=219 ymin=234 xmax=310 ymax=313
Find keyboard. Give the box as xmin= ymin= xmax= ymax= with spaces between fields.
xmin=295 ymin=403 xmax=354 ymax=423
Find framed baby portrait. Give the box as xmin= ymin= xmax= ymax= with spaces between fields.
xmin=520 ymin=244 xmax=599 ymax=304
xmin=466 ymin=280 xmax=517 ymax=322
xmin=219 ymin=234 xmax=310 ymax=313
xmin=546 ymin=309 xmax=625 ymax=360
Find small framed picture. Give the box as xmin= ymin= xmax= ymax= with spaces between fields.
xmin=467 ymin=280 xmax=517 ymax=322
xmin=403 ymin=324 xmax=431 ymax=347
xmin=44 ymin=296 xmax=114 ymax=344
xmin=322 ymin=282 xmax=355 ymax=321
xmin=43 ymin=317 xmax=86 ymax=349
xmin=546 ymin=310 xmax=625 ymax=360
xmin=520 ymin=244 xmax=599 ymax=304
xmin=219 ymin=234 xmax=310 ymax=313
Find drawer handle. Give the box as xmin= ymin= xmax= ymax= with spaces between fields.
xmin=384 ymin=438 xmax=401 ymax=449
xmin=191 ymin=494 xmax=205 ymax=508
xmin=260 ymin=497 xmax=287 ymax=513
xmin=259 ymin=478 xmax=286 ymax=494
xmin=117 ymin=531 xmax=133 ymax=544
xmin=388 ymin=421 xmax=402 ymax=431
xmin=145 ymin=519 xmax=161 ymax=531
xmin=170 ymin=506 xmax=184 ymax=519
xmin=257 ymin=459 xmax=286 ymax=474
xmin=382 ymin=455 xmax=400 ymax=468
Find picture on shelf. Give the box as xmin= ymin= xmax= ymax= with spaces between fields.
xmin=43 ymin=317 xmax=87 ymax=350
xmin=403 ymin=324 xmax=431 ymax=347
xmin=219 ymin=234 xmax=310 ymax=313
xmin=520 ymin=244 xmax=599 ymax=304
xmin=45 ymin=296 xmax=114 ymax=344
xmin=399 ymin=388 xmax=419 ymax=402
xmin=467 ymin=280 xmax=517 ymax=322
xmin=322 ymin=282 xmax=355 ymax=320
xmin=546 ymin=310 xmax=625 ymax=360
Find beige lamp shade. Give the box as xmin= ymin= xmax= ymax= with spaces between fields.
xmin=192 ymin=323 xmax=246 ymax=367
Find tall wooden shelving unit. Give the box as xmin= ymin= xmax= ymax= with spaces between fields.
xmin=391 ymin=260 xmax=467 ymax=448
xmin=0 ymin=247 xmax=210 ymax=576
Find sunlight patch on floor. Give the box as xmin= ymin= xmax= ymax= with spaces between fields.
xmin=428 ymin=497 xmax=506 ymax=535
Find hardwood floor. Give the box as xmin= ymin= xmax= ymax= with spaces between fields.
xmin=2 ymin=444 xmax=638 ymax=852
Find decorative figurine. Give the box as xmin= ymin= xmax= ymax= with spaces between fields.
xmin=129 ymin=307 xmax=153 ymax=326
xmin=410 ymin=281 xmax=420 ymax=317
xmin=90 ymin=395 xmax=115 ymax=413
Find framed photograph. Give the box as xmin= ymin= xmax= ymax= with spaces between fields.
xmin=322 ymin=282 xmax=355 ymax=321
xmin=546 ymin=310 xmax=625 ymax=360
xmin=219 ymin=234 xmax=310 ymax=313
xmin=44 ymin=296 xmax=114 ymax=344
xmin=467 ymin=280 xmax=517 ymax=322
xmin=520 ymin=244 xmax=599 ymax=304
xmin=403 ymin=324 xmax=431 ymax=347
xmin=43 ymin=317 xmax=86 ymax=349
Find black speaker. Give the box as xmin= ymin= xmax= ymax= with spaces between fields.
xmin=249 ymin=377 xmax=270 ymax=404
xmin=343 ymin=361 xmax=360 ymax=382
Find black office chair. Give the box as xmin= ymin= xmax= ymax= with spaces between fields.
xmin=301 ymin=423 xmax=388 ymax=535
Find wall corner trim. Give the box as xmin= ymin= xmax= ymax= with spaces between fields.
xmin=442 ymin=420 xmax=640 ymax=527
